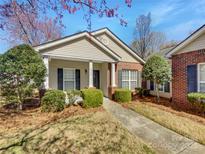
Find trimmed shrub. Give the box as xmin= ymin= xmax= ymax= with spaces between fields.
xmin=114 ymin=89 xmax=131 ymax=103
xmin=81 ymin=89 xmax=103 ymax=108
xmin=41 ymin=89 xmax=65 ymax=112
xmin=187 ymin=92 xmax=205 ymax=112
xmin=135 ymin=88 xmax=150 ymax=97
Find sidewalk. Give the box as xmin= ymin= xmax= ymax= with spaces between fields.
xmin=103 ymin=98 xmax=205 ymax=154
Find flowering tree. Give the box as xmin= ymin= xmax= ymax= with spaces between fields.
xmin=0 ymin=0 xmax=132 ymax=45
xmin=0 ymin=1 xmax=63 ymax=46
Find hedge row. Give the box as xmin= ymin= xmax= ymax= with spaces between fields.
xmin=41 ymin=88 xmax=104 ymax=112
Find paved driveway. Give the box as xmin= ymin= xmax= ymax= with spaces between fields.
xmin=103 ymin=98 xmax=205 ymax=154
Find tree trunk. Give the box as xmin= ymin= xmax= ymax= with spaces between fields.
xmin=16 ymin=77 xmax=23 ymax=111
xmin=155 ymin=83 xmax=160 ymax=103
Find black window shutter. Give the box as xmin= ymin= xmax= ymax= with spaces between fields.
xmin=75 ymin=69 xmax=80 ymax=90
xmin=58 ymin=68 xmax=63 ymax=90
xmin=187 ymin=65 xmax=197 ymax=93
xmin=164 ymin=82 xmax=170 ymax=93
xmin=150 ymin=81 xmax=154 ymax=90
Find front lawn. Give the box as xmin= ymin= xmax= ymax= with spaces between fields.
xmin=127 ymin=101 xmax=205 ymax=145
xmin=0 ymin=111 xmax=155 ymax=153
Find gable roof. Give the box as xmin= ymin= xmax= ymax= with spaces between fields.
xmin=34 ymin=28 xmax=145 ymax=64
xmin=91 ymin=28 xmax=145 ymax=64
xmin=166 ymin=24 xmax=205 ymax=57
xmin=34 ymin=31 xmax=121 ymax=61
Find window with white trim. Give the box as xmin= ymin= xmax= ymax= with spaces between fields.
xmin=63 ymin=68 xmax=75 ymax=90
xmin=158 ymin=82 xmax=170 ymax=93
xmin=121 ymin=70 xmax=139 ymax=90
xmin=151 ymin=81 xmax=170 ymax=93
xmin=198 ymin=63 xmax=205 ymax=92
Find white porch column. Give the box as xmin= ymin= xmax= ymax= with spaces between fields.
xmin=43 ymin=56 xmax=49 ymax=89
xmin=111 ymin=63 xmax=116 ymax=87
xmin=88 ymin=61 xmax=93 ymax=87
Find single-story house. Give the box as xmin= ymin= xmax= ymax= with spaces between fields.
xmin=167 ymin=24 xmax=205 ymax=108
xmin=147 ymin=47 xmax=174 ymax=99
xmin=34 ymin=28 xmax=145 ymax=98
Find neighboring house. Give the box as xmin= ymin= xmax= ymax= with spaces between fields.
xmin=167 ymin=24 xmax=205 ymax=108
xmin=34 ymin=28 xmax=145 ymax=98
xmin=147 ymin=47 xmax=174 ymax=99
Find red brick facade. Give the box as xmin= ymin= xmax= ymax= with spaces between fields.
xmin=172 ymin=49 xmax=205 ymax=108
xmin=108 ymin=61 xmax=143 ymax=99
xmin=115 ymin=62 xmax=143 ymax=86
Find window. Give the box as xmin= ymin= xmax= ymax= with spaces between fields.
xmin=150 ymin=81 xmax=170 ymax=93
xmin=198 ymin=63 xmax=205 ymax=92
xmin=63 ymin=69 xmax=75 ymax=90
xmin=158 ymin=82 xmax=170 ymax=93
xmin=121 ymin=70 xmax=139 ymax=90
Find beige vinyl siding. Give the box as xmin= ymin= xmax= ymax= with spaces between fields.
xmin=41 ymin=37 xmax=115 ymax=62
xmin=49 ymin=59 xmax=109 ymax=97
xmin=178 ymin=32 xmax=205 ymax=54
xmin=95 ymin=33 xmax=138 ymax=63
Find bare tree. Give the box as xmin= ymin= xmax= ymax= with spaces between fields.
xmin=132 ymin=13 xmax=166 ymax=59
xmin=149 ymin=32 xmax=166 ymax=52
xmin=160 ymin=40 xmax=178 ymax=49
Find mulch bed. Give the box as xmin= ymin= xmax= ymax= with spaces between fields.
xmin=123 ymin=95 xmax=205 ymax=125
xmin=0 ymin=100 xmax=104 ymax=134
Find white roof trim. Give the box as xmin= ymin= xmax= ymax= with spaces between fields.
xmin=166 ymin=25 xmax=205 ymax=58
xmin=34 ymin=31 xmax=121 ymax=61
xmin=92 ymin=28 xmax=145 ymax=64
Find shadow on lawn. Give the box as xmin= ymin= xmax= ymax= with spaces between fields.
xmin=0 ymin=112 xmax=155 ymax=154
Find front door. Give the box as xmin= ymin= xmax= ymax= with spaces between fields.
xmin=93 ymin=70 xmax=100 ymax=89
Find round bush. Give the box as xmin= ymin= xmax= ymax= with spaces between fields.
xmin=81 ymin=89 xmax=103 ymax=108
xmin=114 ymin=89 xmax=131 ymax=103
xmin=41 ymin=90 xmax=65 ymax=112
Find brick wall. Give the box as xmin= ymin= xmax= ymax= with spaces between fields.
xmin=115 ymin=62 xmax=143 ymax=86
xmin=172 ymin=49 xmax=205 ymax=108
xmin=108 ymin=61 xmax=143 ymax=99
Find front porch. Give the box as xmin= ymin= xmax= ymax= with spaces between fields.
xmin=43 ymin=56 xmax=117 ymax=97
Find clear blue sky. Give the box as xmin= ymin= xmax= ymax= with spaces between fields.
xmin=0 ymin=0 xmax=205 ymax=53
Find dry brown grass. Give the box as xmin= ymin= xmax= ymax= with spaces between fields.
xmin=0 ymin=111 xmax=155 ymax=154
xmin=128 ymin=102 xmax=205 ymax=145
xmin=0 ymin=105 xmax=104 ymax=134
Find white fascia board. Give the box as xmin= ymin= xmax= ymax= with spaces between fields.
xmin=166 ymin=26 xmax=205 ymax=58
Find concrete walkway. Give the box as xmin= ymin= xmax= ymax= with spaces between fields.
xmin=103 ymin=98 xmax=205 ymax=154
